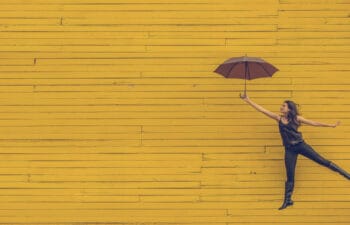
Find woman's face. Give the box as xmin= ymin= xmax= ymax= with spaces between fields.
xmin=280 ymin=102 xmax=290 ymax=114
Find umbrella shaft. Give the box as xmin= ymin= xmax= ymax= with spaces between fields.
xmin=245 ymin=61 xmax=247 ymax=94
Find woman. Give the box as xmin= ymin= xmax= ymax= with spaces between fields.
xmin=239 ymin=92 xmax=350 ymax=210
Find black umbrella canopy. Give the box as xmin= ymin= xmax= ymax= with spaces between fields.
xmin=214 ymin=56 xmax=279 ymax=94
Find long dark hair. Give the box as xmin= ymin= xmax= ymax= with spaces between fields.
xmin=284 ymin=100 xmax=302 ymax=127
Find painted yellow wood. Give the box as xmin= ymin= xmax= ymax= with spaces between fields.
xmin=0 ymin=0 xmax=349 ymax=224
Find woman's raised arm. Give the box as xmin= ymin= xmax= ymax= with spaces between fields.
xmin=239 ymin=92 xmax=279 ymax=121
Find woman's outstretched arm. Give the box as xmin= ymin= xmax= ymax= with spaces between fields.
xmin=239 ymin=92 xmax=279 ymax=121
xmin=297 ymin=116 xmax=340 ymax=128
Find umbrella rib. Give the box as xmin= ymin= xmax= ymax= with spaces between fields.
xmin=227 ymin=62 xmax=239 ymax=78
xmin=258 ymin=63 xmax=272 ymax=76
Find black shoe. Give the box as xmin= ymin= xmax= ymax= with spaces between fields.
xmin=278 ymin=181 xmax=294 ymax=210
xmin=328 ymin=162 xmax=350 ymax=180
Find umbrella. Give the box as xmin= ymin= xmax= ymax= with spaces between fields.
xmin=213 ymin=55 xmax=278 ymax=95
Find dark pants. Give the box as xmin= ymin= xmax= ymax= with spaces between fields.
xmin=284 ymin=141 xmax=332 ymax=182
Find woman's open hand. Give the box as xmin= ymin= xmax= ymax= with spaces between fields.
xmin=332 ymin=120 xmax=341 ymax=128
xmin=239 ymin=92 xmax=249 ymax=102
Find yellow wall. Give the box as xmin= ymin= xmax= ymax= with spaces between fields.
xmin=0 ymin=0 xmax=349 ymax=224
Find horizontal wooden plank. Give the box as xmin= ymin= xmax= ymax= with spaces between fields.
xmin=0 ymin=4 xmax=279 ymax=11
xmin=0 ymin=186 xmax=348 ymax=195
xmin=6 ymin=173 xmax=348 ymax=183
xmin=279 ymin=10 xmax=349 ymax=18
xmin=1 ymin=201 xmax=349 ymax=210
xmin=0 ymin=214 xmax=348 ymax=223
xmin=0 ymin=153 xmax=202 ymax=161
xmin=0 ymin=194 xmax=348 ymax=202
xmin=0 ymin=18 xmax=60 ymax=25
xmin=61 ymin=17 xmax=280 ymax=26
xmin=0 ymin=0 xmax=278 ymax=4
xmin=0 ymin=181 xmax=201 ymax=189
xmin=0 ymin=10 xmax=279 ymax=19
xmin=0 ymin=78 xmax=348 ymax=88
xmin=0 ymin=24 xmax=277 ymax=32
xmin=1 ymin=53 xmax=350 ymax=62
xmin=32 ymin=58 xmax=350 ymax=65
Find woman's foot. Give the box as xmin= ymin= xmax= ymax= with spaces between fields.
xmin=279 ymin=199 xmax=293 ymax=210
xmin=278 ymin=181 xmax=294 ymax=210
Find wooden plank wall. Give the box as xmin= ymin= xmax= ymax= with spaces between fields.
xmin=0 ymin=0 xmax=349 ymax=224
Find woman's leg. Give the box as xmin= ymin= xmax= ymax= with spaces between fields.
xmin=279 ymin=148 xmax=298 ymax=210
xmin=284 ymin=148 xmax=299 ymax=183
xmin=298 ymin=142 xmax=331 ymax=167
xmin=298 ymin=142 xmax=350 ymax=180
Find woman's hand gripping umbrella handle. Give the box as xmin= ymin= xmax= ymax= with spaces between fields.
xmin=239 ymin=92 xmax=250 ymax=102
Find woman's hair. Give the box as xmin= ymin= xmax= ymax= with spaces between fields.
xmin=284 ymin=100 xmax=302 ymax=127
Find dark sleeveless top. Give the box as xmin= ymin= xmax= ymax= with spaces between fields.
xmin=278 ymin=116 xmax=304 ymax=147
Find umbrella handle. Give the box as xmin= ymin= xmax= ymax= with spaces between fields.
xmin=240 ymin=91 xmax=247 ymax=99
